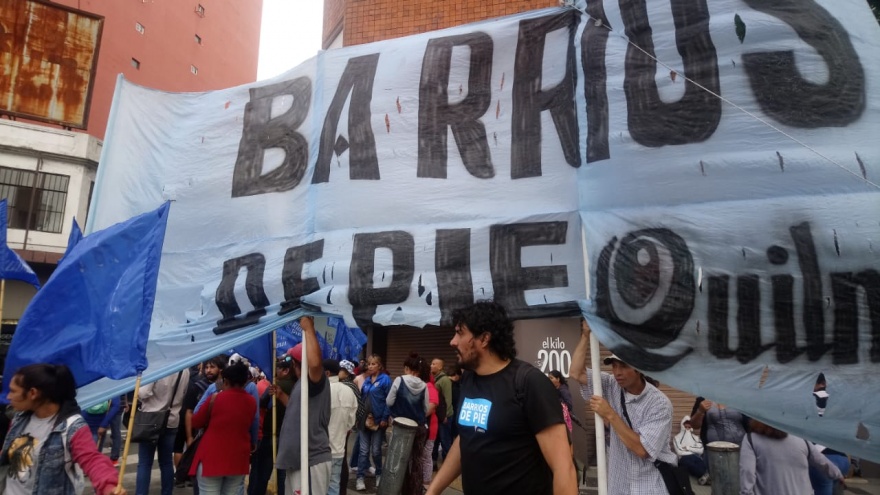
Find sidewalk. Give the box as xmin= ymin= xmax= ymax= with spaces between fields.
xmin=104 ymin=445 xmax=879 ymax=495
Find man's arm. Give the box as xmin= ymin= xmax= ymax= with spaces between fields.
xmin=438 ymin=378 xmax=452 ymax=415
xmin=689 ymin=398 xmax=711 ymax=430
xmin=570 ymin=320 xmax=591 ymax=386
xmin=300 ymin=316 xmax=323 ymax=384
xmin=425 ymin=437 xmax=463 ymax=495
xmin=739 ymin=435 xmax=757 ymax=495
xmin=589 ymin=396 xmax=650 ymax=458
xmin=536 ymin=423 xmax=578 ymax=495
xmin=184 ymin=409 xmax=195 ymax=445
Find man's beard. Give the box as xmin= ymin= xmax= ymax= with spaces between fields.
xmin=456 ymin=351 xmax=477 ymax=371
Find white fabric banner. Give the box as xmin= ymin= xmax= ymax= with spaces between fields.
xmin=82 ymin=2 xmax=880 ymax=459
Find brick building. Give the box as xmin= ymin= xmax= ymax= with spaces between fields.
xmin=0 ymin=0 xmax=262 ymax=361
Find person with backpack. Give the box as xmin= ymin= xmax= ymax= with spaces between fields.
xmin=82 ymin=396 xmax=121 ymax=460
xmin=740 ymin=419 xmax=844 ymax=495
xmin=426 ymin=301 xmax=576 ymax=495
xmin=337 ymin=360 xmax=362 ymax=492
xmin=325 ymin=359 xmax=358 ymax=495
xmin=1 ymin=363 xmax=125 ymax=495
xmin=386 ymin=353 xmax=431 ymax=495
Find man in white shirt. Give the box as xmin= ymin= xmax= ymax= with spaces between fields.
xmin=324 ymin=359 xmax=359 ymax=495
xmin=571 ymin=320 xmax=676 ymax=495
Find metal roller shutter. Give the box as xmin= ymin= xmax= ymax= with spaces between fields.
xmin=383 ymin=325 xmax=458 ymax=378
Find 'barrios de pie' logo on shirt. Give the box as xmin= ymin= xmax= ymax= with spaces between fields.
xmin=458 ymin=398 xmax=492 ymax=432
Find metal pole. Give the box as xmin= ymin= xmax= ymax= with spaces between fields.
xmin=300 ymin=324 xmax=309 ymax=495
xmin=271 ymin=331 xmax=278 ymax=495
xmin=581 ymin=223 xmax=608 ymax=495
xmin=591 ymin=333 xmax=608 ymax=495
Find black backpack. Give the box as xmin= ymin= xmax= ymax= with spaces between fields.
xmin=341 ymin=380 xmax=365 ymax=426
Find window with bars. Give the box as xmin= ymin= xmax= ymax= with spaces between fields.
xmin=0 ymin=166 xmax=69 ymax=234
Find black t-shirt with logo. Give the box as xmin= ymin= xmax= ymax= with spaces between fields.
xmin=457 ymin=359 xmax=564 ymax=495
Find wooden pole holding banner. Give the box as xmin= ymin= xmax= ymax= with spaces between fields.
xmin=270 ymin=331 xmax=278 ymax=495
xmin=580 ymin=227 xmax=607 ymax=495
xmin=300 ymin=322 xmax=309 ymax=495
xmin=117 ymin=373 xmax=143 ymax=489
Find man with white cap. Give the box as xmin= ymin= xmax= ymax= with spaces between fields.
xmin=323 ymin=359 xmax=358 ymax=495
xmin=571 ymin=319 xmax=677 ymax=495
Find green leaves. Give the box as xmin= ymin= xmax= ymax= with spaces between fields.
xmin=734 ymin=14 xmax=746 ymax=43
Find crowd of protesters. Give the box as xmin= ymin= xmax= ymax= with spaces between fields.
xmin=0 ymin=306 xmax=861 ymax=495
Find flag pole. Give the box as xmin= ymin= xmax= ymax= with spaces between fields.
xmin=300 ymin=321 xmax=309 ymax=495
xmin=271 ymin=330 xmax=278 ymax=495
xmin=580 ymin=226 xmax=607 ymax=495
xmin=590 ymin=333 xmax=608 ymax=495
xmin=117 ymin=372 xmax=143 ymax=490
xmin=0 ymin=279 xmax=6 ymax=327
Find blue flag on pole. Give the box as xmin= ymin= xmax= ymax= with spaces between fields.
xmin=0 ymin=199 xmax=41 ymax=288
xmin=1 ymin=202 xmax=171 ymax=394
xmin=328 ymin=317 xmax=367 ymax=362
xmin=232 ymin=331 xmax=275 ymax=382
xmin=232 ymin=321 xmax=338 ymax=382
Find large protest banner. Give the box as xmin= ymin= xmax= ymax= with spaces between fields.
xmin=80 ymin=1 xmax=880 ymax=459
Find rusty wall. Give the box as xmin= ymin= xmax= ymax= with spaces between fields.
xmin=0 ymin=0 xmax=102 ymax=129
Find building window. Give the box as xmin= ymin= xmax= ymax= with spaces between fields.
xmin=135 ymin=22 xmax=145 ymax=34
xmin=190 ymin=64 xmax=198 ymax=75
xmin=194 ymin=34 xmax=202 ymax=45
xmin=195 ymin=4 xmax=205 ymax=16
xmin=131 ymin=58 xmax=140 ymax=69
xmin=0 ymin=166 xmax=69 ymax=234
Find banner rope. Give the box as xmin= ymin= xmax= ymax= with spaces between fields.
xmin=585 ymin=15 xmax=880 ymax=191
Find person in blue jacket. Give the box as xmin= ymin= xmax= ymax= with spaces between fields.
xmin=355 ymin=354 xmax=391 ymax=491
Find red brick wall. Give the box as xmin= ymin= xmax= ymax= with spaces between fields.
xmin=341 ymin=0 xmax=558 ymax=46
xmin=323 ymin=0 xmax=347 ymax=48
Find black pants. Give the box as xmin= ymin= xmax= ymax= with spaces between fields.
xmin=247 ymin=438 xmax=286 ymax=495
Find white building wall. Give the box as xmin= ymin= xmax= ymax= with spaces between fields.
xmin=0 ymin=120 xmax=100 ymax=254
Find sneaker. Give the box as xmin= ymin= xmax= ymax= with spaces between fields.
xmin=376 ymin=475 xmax=381 ymax=488
xmin=349 ymin=466 xmax=358 ymax=475
xmin=355 ymin=478 xmax=366 ymax=491
xmin=698 ymin=473 xmax=711 ymax=486
xmin=111 ymin=459 xmax=119 ymax=468
xmin=368 ymin=466 xmax=376 ymax=476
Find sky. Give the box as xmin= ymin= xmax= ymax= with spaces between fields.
xmin=257 ymin=1 xmax=325 ymax=81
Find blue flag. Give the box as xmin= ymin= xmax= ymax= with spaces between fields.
xmin=276 ymin=321 xmax=335 ymax=359
xmin=232 ymin=331 xmax=275 ymax=382
xmin=0 ymin=199 xmax=41 ymax=288
xmin=1 ymin=202 xmax=171 ymax=393
xmin=328 ymin=317 xmax=367 ymax=362
xmin=60 ymin=218 xmax=84 ymax=263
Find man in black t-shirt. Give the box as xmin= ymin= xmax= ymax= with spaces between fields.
xmin=426 ymin=301 xmax=577 ymax=495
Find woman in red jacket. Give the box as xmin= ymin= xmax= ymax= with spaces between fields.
xmin=189 ymin=362 xmax=257 ymax=495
